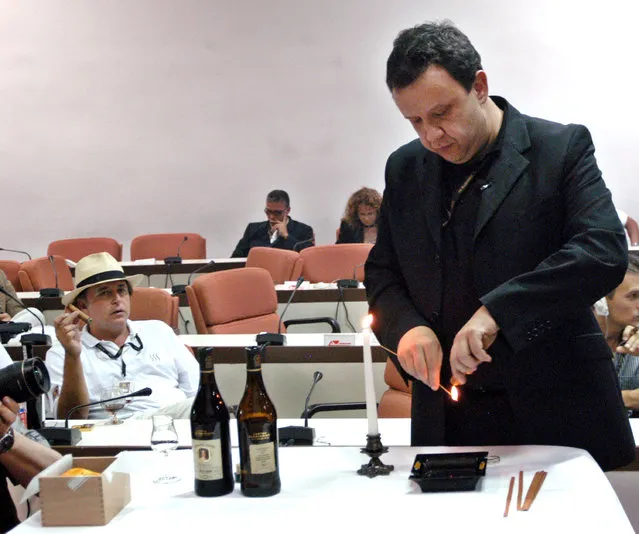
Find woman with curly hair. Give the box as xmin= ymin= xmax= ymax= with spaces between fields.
xmin=336 ymin=187 xmax=382 ymax=244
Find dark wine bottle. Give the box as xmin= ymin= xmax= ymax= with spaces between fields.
xmin=237 ymin=345 xmax=281 ymax=497
xmin=190 ymin=347 xmax=234 ymax=497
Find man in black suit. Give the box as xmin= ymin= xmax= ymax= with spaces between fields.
xmin=365 ymin=21 xmax=635 ymax=470
xmin=231 ymin=190 xmax=314 ymax=257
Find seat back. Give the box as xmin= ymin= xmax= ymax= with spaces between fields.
xmin=377 ymin=358 xmax=412 ymax=418
xmin=300 ymin=243 xmax=373 ymax=283
xmin=130 ymin=233 xmax=206 ymax=261
xmin=245 ymin=247 xmax=304 ymax=284
xmin=130 ymin=287 xmax=179 ymax=331
xmin=47 ymin=237 xmax=123 ymax=262
xmin=186 ymin=267 xmax=280 ymax=334
xmin=0 ymin=260 xmax=22 ymax=291
xmin=18 ymin=256 xmax=74 ymax=292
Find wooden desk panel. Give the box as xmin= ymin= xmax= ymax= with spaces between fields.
xmin=20 ymin=287 xmax=367 ymax=309
xmin=6 ymin=343 xmax=388 ymax=363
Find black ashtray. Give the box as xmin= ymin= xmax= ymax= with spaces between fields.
xmin=409 ymin=451 xmax=488 ymax=492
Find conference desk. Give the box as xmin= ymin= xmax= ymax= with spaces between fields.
xmin=112 ymin=257 xmax=246 ymax=277
xmin=5 ymin=334 xmax=389 ymax=418
xmin=18 ymin=285 xmax=367 ymax=310
xmin=47 ymin=418 xmax=412 ymax=456
xmin=5 ymin=333 xmax=388 ymax=363
xmin=13 ymin=444 xmax=634 ymax=532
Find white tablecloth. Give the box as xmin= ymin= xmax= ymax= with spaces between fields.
xmin=13 ymin=445 xmax=634 ymax=533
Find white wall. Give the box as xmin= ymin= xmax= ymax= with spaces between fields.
xmin=0 ymin=0 xmax=637 ymax=259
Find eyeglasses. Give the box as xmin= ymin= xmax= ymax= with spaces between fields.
xmin=264 ymin=208 xmax=287 ymax=217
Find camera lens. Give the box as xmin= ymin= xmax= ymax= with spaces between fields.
xmin=0 ymin=358 xmax=51 ymax=403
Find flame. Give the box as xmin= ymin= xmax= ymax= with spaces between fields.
xmin=451 ymin=385 xmax=459 ymax=402
xmin=361 ymin=314 xmax=374 ymax=329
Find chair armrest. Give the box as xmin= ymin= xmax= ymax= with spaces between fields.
xmin=304 ymin=402 xmax=368 ymax=418
xmin=283 ymin=317 xmax=341 ymax=333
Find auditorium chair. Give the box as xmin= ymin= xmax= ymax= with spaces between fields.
xmin=377 ymin=358 xmax=412 ymax=418
xmin=307 ymin=358 xmax=411 ymax=419
xmin=130 ymin=287 xmax=179 ymax=331
xmin=18 ymin=256 xmax=74 ymax=292
xmin=0 ymin=260 xmax=22 ymax=291
xmin=186 ymin=267 xmax=339 ymax=334
xmin=47 ymin=237 xmax=123 ymax=262
xmin=299 ymin=243 xmax=373 ymax=283
xmin=245 ymin=247 xmax=304 ymax=284
xmin=130 ymin=233 xmax=206 ymax=261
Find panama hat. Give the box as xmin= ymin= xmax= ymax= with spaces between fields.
xmin=61 ymin=252 xmax=144 ymax=306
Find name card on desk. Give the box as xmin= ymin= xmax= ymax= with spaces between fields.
xmin=324 ymin=333 xmax=356 ymax=346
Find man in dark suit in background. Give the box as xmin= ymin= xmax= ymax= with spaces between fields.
xmin=231 ymin=190 xmax=314 ymax=257
xmin=365 ymin=21 xmax=635 ymax=471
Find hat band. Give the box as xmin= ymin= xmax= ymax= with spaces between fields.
xmin=76 ymin=270 xmax=126 ymax=289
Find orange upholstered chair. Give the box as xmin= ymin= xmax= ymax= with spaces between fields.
xmin=300 ymin=243 xmax=373 ymax=283
xmin=18 ymin=256 xmax=74 ymax=292
xmin=245 ymin=247 xmax=304 ymax=284
xmin=47 ymin=237 xmax=123 ymax=262
xmin=186 ymin=267 xmax=339 ymax=335
xmin=0 ymin=260 xmax=22 ymax=291
xmin=130 ymin=233 xmax=206 ymax=261
xmin=129 ymin=287 xmax=179 ymax=331
xmin=377 ymin=358 xmax=412 ymax=418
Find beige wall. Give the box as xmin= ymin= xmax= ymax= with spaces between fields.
xmin=0 ymin=0 xmax=637 ymax=259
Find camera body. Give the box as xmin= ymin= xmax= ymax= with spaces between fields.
xmin=0 ymin=358 xmax=51 ymax=403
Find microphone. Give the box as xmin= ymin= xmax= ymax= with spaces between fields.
xmin=39 ymin=256 xmax=62 ymax=298
xmin=304 ymin=371 xmax=323 ymax=427
xmin=38 ymin=387 xmax=153 ymax=446
xmin=256 ymin=276 xmax=304 ymax=346
xmin=337 ymin=261 xmax=366 ymax=289
xmin=0 ymin=247 xmax=32 ymax=260
xmin=0 ymin=287 xmax=50 ymax=345
xmin=171 ymin=259 xmax=216 ymax=295
xmin=164 ymin=236 xmax=188 ymax=265
xmin=279 ymin=371 xmax=323 ymax=446
xmin=293 ymin=238 xmax=314 ymax=251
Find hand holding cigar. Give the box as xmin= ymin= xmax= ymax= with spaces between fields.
xmin=66 ymin=303 xmax=92 ymax=324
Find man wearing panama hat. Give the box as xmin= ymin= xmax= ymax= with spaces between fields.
xmin=45 ymin=252 xmax=199 ymax=420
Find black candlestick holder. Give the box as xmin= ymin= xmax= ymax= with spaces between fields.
xmin=357 ymin=433 xmax=394 ymax=478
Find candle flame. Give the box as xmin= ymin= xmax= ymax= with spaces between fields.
xmin=361 ymin=314 xmax=373 ymax=329
xmin=451 ymin=385 xmax=459 ymax=402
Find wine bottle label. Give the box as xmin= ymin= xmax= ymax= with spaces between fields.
xmin=192 ymin=439 xmax=224 ymax=480
xmin=248 ymin=441 xmax=276 ymax=474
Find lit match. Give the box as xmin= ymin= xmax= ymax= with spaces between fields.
xmin=67 ymin=303 xmax=92 ymax=324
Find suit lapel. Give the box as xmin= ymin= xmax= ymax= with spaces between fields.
xmin=474 ymin=106 xmax=531 ymax=240
xmin=418 ymin=153 xmax=443 ymax=251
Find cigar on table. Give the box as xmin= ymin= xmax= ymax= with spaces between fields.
xmin=67 ymin=303 xmax=92 ymax=324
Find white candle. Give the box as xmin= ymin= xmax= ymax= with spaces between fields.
xmin=361 ymin=315 xmax=378 ymax=436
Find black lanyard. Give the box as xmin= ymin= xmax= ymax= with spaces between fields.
xmin=95 ymin=334 xmax=143 ymax=378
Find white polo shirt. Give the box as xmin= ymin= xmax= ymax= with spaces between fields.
xmin=0 ymin=344 xmax=11 ymax=369
xmin=45 ymin=320 xmax=199 ymax=418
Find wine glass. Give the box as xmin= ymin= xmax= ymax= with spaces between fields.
xmin=150 ymin=415 xmax=180 ymax=484
xmin=100 ymin=386 xmax=127 ymax=425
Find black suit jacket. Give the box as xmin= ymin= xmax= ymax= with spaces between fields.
xmin=231 ymin=218 xmax=314 ymax=257
xmin=365 ymin=98 xmax=635 ymax=470
xmin=335 ymin=220 xmax=364 ymax=244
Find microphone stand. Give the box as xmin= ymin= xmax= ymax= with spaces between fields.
xmin=39 ymin=388 xmax=153 ymax=446
xmin=279 ymin=371 xmax=323 ymax=446
xmin=171 ymin=259 xmax=216 ymax=295
xmin=256 ymin=276 xmax=304 ymax=346
xmin=39 ymin=256 xmax=62 ymax=298
xmin=164 ymin=236 xmax=188 ymax=265
xmin=0 ymin=287 xmax=50 ymax=345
